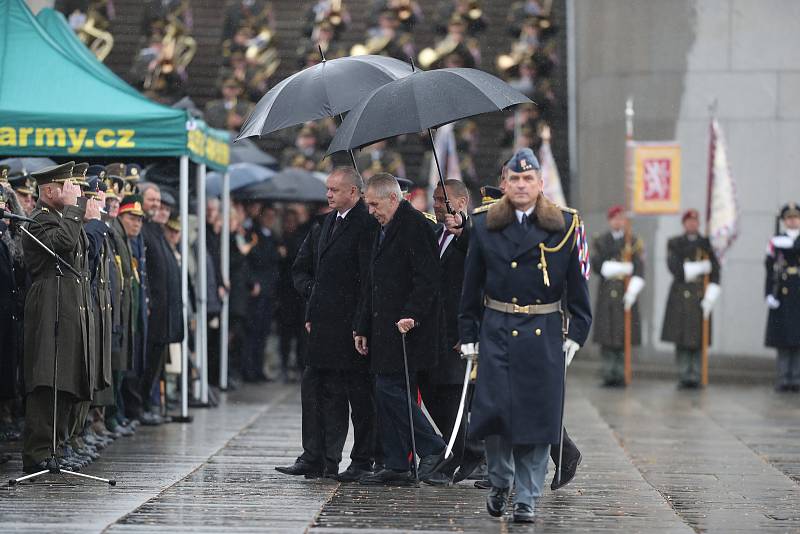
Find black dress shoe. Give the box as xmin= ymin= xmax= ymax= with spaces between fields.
xmin=275 ymin=460 xmax=322 ymax=477
xmin=336 ymin=464 xmax=373 ymax=483
xmin=474 ymin=478 xmax=491 ymax=489
xmin=486 ymin=486 xmax=510 ymax=517
xmin=513 ymin=502 xmax=535 ymax=523
xmin=359 ymin=468 xmax=413 ymax=486
xmin=551 ymin=450 xmax=582 ymax=490
xmin=421 ymin=470 xmax=451 ymax=487
xmin=453 ymin=454 xmax=485 ymax=483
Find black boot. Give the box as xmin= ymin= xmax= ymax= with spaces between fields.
xmin=486 ymin=486 xmax=510 ymax=517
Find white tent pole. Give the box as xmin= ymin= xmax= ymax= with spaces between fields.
xmin=179 ymin=155 xmax=190 ymax=419
xmin=197 ymin=163 xmax=209 ymax=405
xmin=220 ymin=171 xmax=231 ymax=390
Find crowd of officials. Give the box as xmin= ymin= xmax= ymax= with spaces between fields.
xmin=0 ymin=160 xmax=316 ymax=472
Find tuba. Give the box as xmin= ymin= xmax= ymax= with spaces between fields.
xmin=77 ymin=15 xmax=114 ymax=62
xmin=144 ymin=5 xmax=197 ymax=91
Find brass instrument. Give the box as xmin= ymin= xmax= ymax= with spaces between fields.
xmin=467 ymin=1 xmax=483 ymax=21
xmin=144 ymin=4 xmax=197 ymax=92
xmin=418 ymin=35 xmax=459 ymax=69
xmin=395 ymin=0 xmax=413 ymax=22
xmin=350 ymin=35 xmax=391 ymax=56
xmin=77 ymin=15 xmax=114 ymax=62
xmin=328 ymin=0 xmax=344 ymax=27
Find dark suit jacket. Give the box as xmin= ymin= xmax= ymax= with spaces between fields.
xmin=293 ymin=200 xmax=377 ymax=370
xmin=356 ymin=200 xmax=440 ymax=374
xmin=422 ymin=223 xmax=470 ymax=385
xmin=142 ymin=220 xmax=182 ymax=344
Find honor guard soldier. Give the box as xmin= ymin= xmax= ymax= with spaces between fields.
xmin=592 ymin=205 xmax=645 ymax=387
xmin=459 ymin=148 xmax=592 ymax=522
xmin=765 ymin=203 xmax=800 ymax=392
xmin=20 ymin=162 xmax=104 ymax=473
xmin=661 ymin=209 xmax=722 ymax=388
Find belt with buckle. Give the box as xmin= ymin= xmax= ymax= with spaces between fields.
xmin=786 ymin=266 xmax=799 ymax=275
xmin=484 ymin=296 xmax=561 ymax=315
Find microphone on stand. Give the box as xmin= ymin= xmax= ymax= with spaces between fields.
xmin=0 ymin=209 xmax=35 ymax=223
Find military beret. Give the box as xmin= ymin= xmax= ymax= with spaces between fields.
xmin=31 ymin=161 xmax=75 ymax=186
xmin=507 ymin=148 xmax=540 ymax=173
xmin=160 ymin=190 xmax=177 ymax=207
xmin=9 ymin=175 xmax=35 ymax=195
xmin=607 ymin=205 xmax=625 ymax=219
xmin=781 ymin=202 xmax=800 ymax=219
xmin=119 ymin=194 xmax=145 ymax=217
xmin=682 ymin=208 xmax=699 ymax=223
xmin=166 ymin=215 xmax=181 ymax=233
xmin=480 ymin=185 xmax=503 ymax=203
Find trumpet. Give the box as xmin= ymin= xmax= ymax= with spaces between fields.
xmin=78 ymin=15 xmax=114 ymax=62
xmin=418 ymin=35 xmax=459 ymax=69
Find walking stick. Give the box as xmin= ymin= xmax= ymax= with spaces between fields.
xmin=400 ymin=333 xmax=419 ymax=483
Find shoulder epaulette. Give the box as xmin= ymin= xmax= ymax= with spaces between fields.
xmin=422 ymin=211 xmax=437 ymax=224
xmin=559 ymin=205 xmax=578 ymax=215
xmin=472 ymin=199 xmax=500 ymax=215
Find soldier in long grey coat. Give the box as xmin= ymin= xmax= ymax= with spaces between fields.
xmin=20 ymin=162 xmax=104 ymax=473
xmin=591 ymin=205 xmax=645 ymax=387
xmin=764 ymin=203 xmax=800 ymax=392
xmin=661 ymin=209 xmax=722 ymax=388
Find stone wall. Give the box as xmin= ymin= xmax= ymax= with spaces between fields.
xmin=573 ymin=0 xmax=800 ymax=358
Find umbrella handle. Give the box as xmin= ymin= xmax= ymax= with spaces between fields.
xmin=429 ymin=128 xmax=466 ymax=229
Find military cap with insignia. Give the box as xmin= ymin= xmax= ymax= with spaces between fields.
xmin=781 ymin=202 xmax=800 ymax=219
xmin=125 ymin=163 xmax=142 ymax=185
xmin=396 ymin=176 xmax=414 ymax=194
xmin=480 ymin=185 xmax=503 ymax=203
xmin=105 ymin=162 xmax=126 ymax=179
xmin=84 ymin=176 xmax=106 ymax=199
xmin=118 ymin=194 xmax=145 ymax=217
xmin=72 ymin=162 xmax=90 ymax=188
xmin=30 ymin=161 xmax=75 ymax=186
xmin=506 ymin=147 xmax=541 ymax=173
xmin=9 ymin=175 xmax=36 ymax=196
xmin=166 ymin=214 xmax=181 ymax=232
xmin=0 ymin=164 xmax=9 ymax=185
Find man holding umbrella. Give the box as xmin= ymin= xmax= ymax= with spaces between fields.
xmin=355 ymin=173 xmax=449 ymax=486
xmin=459 ymin=149 xmax=592 ymax=522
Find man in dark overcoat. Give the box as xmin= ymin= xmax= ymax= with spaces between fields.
xmin=459 ymin=149 xmax=592 ymax=522
xmin=765 ymin=203 xmax=800 ymax=391
xmin=660 ymin=209 xmax=721 ymax=388
xmin=278 ymin=167 xmax=378 ymax=481
xmin=20 ymin=162 xmax=103 ymax=473
xmin=355 ymin=173 xmax=447 ymax=486
xmin=591 ymin=205 xmax=645 ymax=386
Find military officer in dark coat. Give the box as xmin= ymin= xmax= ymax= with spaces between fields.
xmin=278 ymin=167 xmax=379 ymax=482
xmin=661 ymin=209 xmax=722 ymax=388
xmin=765 ymin=203 xmax=800 ymax=392
xmin=20 ymin=162 xmax=104 ymax=473
xmin=591 ymin=205 xmax=645 ymax=386
xmin=459 ymin=149 xmax=592 ymax=522
xmin=355 ymin=173 xmax=447 ymax=486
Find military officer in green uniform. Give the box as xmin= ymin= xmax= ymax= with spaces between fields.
xmin=591 ymin=205 xmax=645 ymax=387
xmin=661 ymin=209 xmax=722 ymax=388
xmin=765 ymin=203 xmax=800 ymax=392
xmin=21 ymin=162 xmax=103 ymax=473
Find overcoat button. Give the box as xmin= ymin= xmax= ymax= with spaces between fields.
xmin=537 ymin=263 xmax=542 ymax=270
xmin=511 ymin=297 xmax=518 ymax=303
xmin=782 ymin=287 xmax=789 ymax=295
xmin=535 ymin=328 xmax=542 ymax=336
xmin=684 ymin=290 xmax=691 ymax=298
xmin=511 ymin=261 xmax=518 ymax=269
xmin=511 ymin=330 xmax=519 ymax=337
xmin=535 ymin=299 xmax=542 ymax=304
xmin=610 ymin=290 xmax=618 ymax=298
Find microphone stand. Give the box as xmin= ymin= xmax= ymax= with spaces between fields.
xmin=9 ymin=224 xmax=116 ymax=487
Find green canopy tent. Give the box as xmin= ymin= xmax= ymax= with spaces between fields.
xmin=0 ymin=0 xmax=229 ymax=415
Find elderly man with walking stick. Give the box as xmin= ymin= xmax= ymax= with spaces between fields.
xmin=459 ymin=148 xmax=592 ymax=522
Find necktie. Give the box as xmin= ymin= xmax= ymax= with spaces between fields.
xmin=521 ymin=213 xmax=529 ymax=228
xmin=330 ymin=215 xmax=343 ymax=239
xmin=379 ymin=227 xmax=386 ymax=246
xmin=438 ymin=228 xmax=450 ymax=254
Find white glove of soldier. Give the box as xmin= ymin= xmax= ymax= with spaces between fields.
xmin=766 ymin=294 xmax=781 ymax=309
xmin=684 ymin=260 xmax=712 ymax=282
xmin=701 ymin=282 xmax=721 ymax=319
xmin=623 ymin=275 xmax=645 ymax=310
xmin=771 ymin=236 xmax=795 ymax=250
xmin=460 ymin=343 xmax=479 ymax=362
xmin=600 ymin=260 xmax=634 ymax=279
xmin=563 ymin=339 xmax=580 ymax=367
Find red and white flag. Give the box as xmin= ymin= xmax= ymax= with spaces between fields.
xmin=539 ymin=131 xmax=566 ymax=207
xmin=706 ymin=116 xmax=739 ymax=261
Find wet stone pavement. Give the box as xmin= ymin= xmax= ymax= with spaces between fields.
xmin=2 ymin=370 xmax=799 ymax=533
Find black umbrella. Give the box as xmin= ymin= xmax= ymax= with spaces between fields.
xmin=233 ymin=167 xmax=326 ymax=203
xmin=230 ymin=138 xmax=278 ymax=169
xmin=0 ymin=157 xmax=56 ymax=176
xmin=236 ymin=52 xmax=412 ymax=168
xmin=326 ymin=67 xmax=532 ymax=216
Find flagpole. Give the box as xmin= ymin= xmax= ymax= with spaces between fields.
xmin=623 ymin=97 xmax=634 ymax=386
xmin=701 ymin=100 xmax=718 ymax=387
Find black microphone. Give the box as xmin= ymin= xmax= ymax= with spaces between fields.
xmin=0 ymin=209 xmax=35 ymax=223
